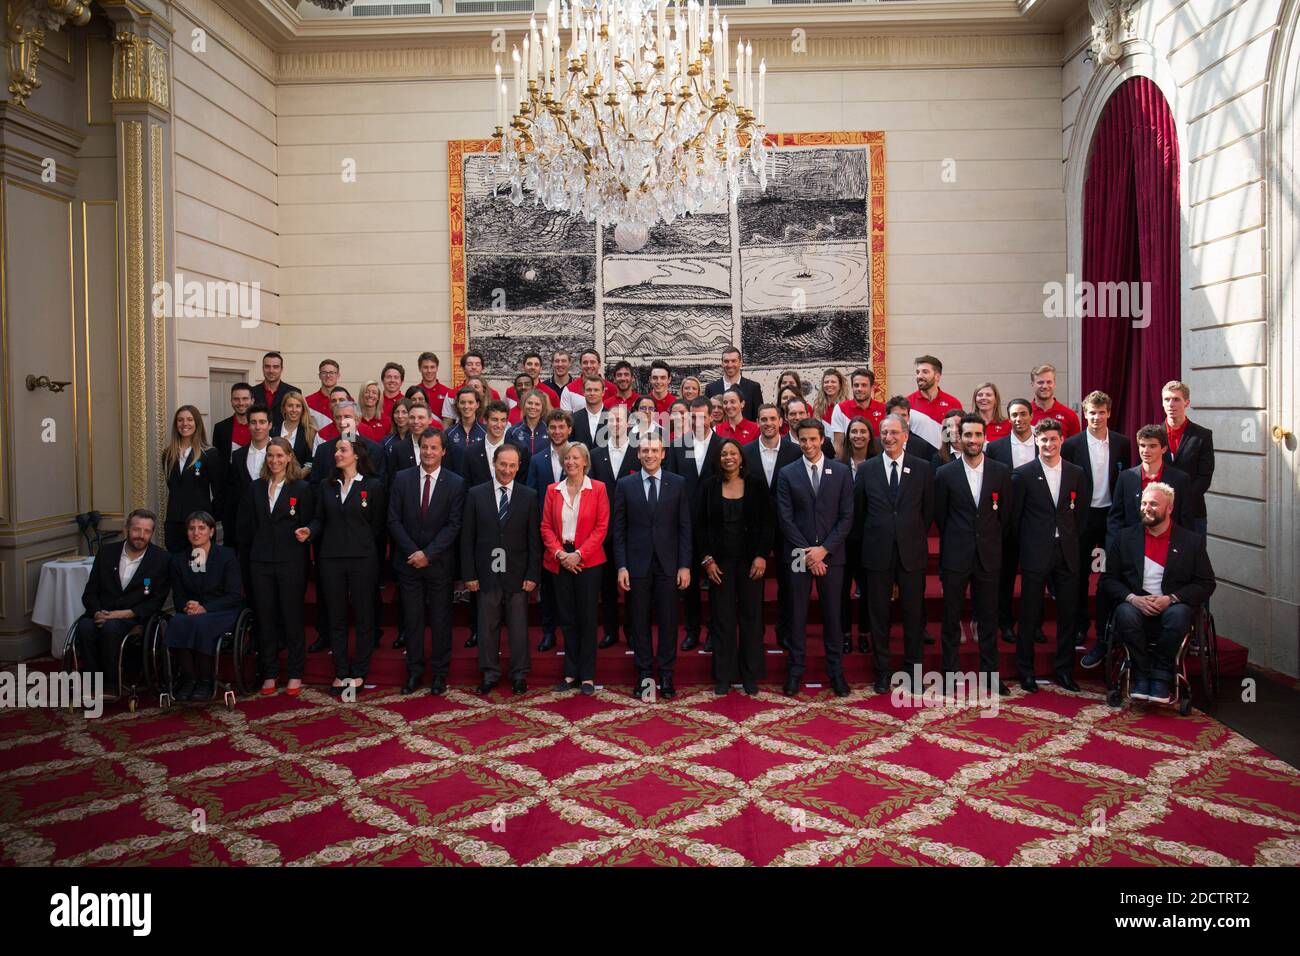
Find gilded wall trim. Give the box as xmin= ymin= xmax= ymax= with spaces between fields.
xmin=82 ymin=200 xmax=124 ymax=519
xmin=4 ymin=0 xmax=92 ymax=106
xmin=149 ymin=123 xmax=166 ymax=509
xmin=122 ymin=119 xmax=147 ymax=513
xmin=111 ymin=30 xmax=170 ymax=111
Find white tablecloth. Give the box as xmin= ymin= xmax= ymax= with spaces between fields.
xmin=31 ymin=557 xmax=95 ymax=658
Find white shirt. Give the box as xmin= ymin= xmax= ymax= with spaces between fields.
xmin=1086 ymin=430 xmax=1112 ymax=507
xmin=339 ymin=473 xmax=360 ymax=503
xmin=689 ymin=431 xmax=713 ymax=475
xmin=557 ymin=476 xmax=591 ymax=542
xmin=1010 ymin=431 xmax=1036 ymax=468
xmin=268 ymin=478 xmax=285 ymax=511
xmin=178 ymin=446 xmax=192 ymax=472
xmin=962 ymin=455 xmax=984 ymax=505
xmin=484 ymin=436 xmax=504 ymax=469
xmin=549 ymin=445 xmax=565 ymax=484
xmin=246 ymin=441 xmax=269 ymax=480
xmin=560 ymin=388 xmax=587 ymax=414
xmin=609 ymin=440 xmax=629 ymax=479
xmin=583 ymin=408 xmax=603 ymax=439
xmin=419 ymin=466 xmax=441 ymax=503
xmin=1142 ymin=550 xmax=1166 ymax=597
xmin=118 ymin=547 xmax=145 ymax=591
xmin=882 ymin=449 xmax=905 ymax=483
xmin=1041 ymin=458 xmax=1062 ymax=538
xmin=759 ymin=440 xmax=781 ymax=485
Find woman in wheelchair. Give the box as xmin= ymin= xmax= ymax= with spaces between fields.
xmin=166 ymin=511 xmax=244 ymax=700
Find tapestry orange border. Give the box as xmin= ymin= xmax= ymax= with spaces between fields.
xmin=448 ymin=131 xmax=887 ymax=399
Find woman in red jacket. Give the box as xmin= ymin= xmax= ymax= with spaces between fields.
xmin=541 ymin=442 xmax=609 ymax=696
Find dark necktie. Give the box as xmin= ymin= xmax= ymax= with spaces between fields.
xmin=890 ymin=460 xmax=900 ymax=501
xmin=647 ymin=474 xmax=658 ymax=512
xmin=498 ymin=486 xmax=510 ymax=526
xmin=421 ymin=473 xmax=432 ymax=519
xmin=810 ymin=462 xmax=820 ymax=495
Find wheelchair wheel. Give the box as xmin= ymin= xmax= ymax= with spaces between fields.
xmin=1106 ymin=687 xmax=1123 ymax=708
xmin=230 ymin=608 xmax=256 ymax=696
xmin=144 ymin=615 xmax=170 ymax=696
xmin=1178 ymin=694 xmax=1193 ymax=716
xmin=1198 ymin=609 xmax=1219 ymax=702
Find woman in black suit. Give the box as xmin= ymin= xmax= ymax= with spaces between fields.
xmin=275 ymin=390 xmax=321 ymax=471
xmin=165 ymin=511 xmax=244 ymax=701
xmin=695 ymin=438 xmax=773 ymax=696
xmin=162 ymin=406 xmax=225 ymax=553
xmin=238 ymin=437 xmax=313 ymax=697
xmin=301 ymin=437 xmax=386 ymax=696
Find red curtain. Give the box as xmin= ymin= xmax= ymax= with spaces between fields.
xmin=1081 ymin=76 xmax=1181 ymax=439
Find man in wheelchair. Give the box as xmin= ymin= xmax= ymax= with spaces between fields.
xmin=74 ymin=509 xmax=172 ymax=696
xmin=1100 ymin=483 xmax=1215 ymax=704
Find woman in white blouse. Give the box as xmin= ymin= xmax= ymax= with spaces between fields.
xmin=276 ymin=390 xmax=322 ymax=470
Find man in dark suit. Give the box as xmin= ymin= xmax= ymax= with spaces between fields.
xmin=857 ymin=413 xmax=935 ymax=694
xmin=525 ymin=408 xmax=573 ymax=652
xmin=570 ymin=375 xmax=609 ymax=449
xmin=783 ymin=397 xmax=836 ymax=461
xmin=704 ymin=346 xmax=763 ymax=421
xmin=934 ymin=414 xmax=1013 ymax=691
xmin=211 ymin=382 xmax=254 ymax=462
xmin=589 ymin=403 xmax=639 ymax=648
xmin=390 ymin=428 xmax=466 ymax=696
xmin=743 ymin=403 xmax=802 ymax=652
xmin=73 ymin=509 xmax=172 ymax=695
xmin=308 ymin=402 xmax=387 ymax=487
xmin=777 ymin=417 xmax=855 ymax=696
xmin=461 ymin=443 xmax=541 ymax=695
xmin=1010 ymin=418 xmax=1086 ymax=692
xmin=986 ymin=398 xmax=1038 ymax=642
xmin=386 ymin=402 xmax=432 ymax=483
xmin=464 ymin=400 xmax=529 ymax=489
xmin=1101 ymin=482 xmax=1216 ymax=703
xmin=223 ymin=404 xmax=273 ymax=595
xmin=667 ymin=397 xmax=722 ymax=651
xmin=253 ymin=351 xmax=298 ymax=431
xmin=612 ymin=434 xmax=692 ymax=700
xmin=1106 ymin=425 xmax=1191 ymax=547
xmin=1161 ymin=380 xmax=1214 ymax=535
xmin=1062 ymin=391 xmax=1132 ymax=650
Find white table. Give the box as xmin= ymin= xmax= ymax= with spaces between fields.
xmin=31 ymin=556 xmax=95 ymax=659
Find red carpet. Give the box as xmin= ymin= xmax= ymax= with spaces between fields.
xmin=2 ymin=680 xmax=1297 ymax=866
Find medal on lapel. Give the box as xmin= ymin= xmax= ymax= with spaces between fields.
xmin=289 ymin=496 xmax=297 ymax=516
xmin=360 ymin=489 xmax=369 ymax=509
xmin=1069 ymin=490 xmax=1077 ymax=510
xmin=143 ymin=577 xmax=151 ymax=596
xmin=991 ymin=491 xmax=999 ymax=512
xmin=194 ymin=458 xmax=202 ymax=476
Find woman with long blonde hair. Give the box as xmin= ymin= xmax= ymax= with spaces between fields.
xmin=814 ymin=368 xmax=848 ymax=422
xmin=162 ymin=405 xmax=224 ymax=553
xmin=276 ymin=389 xmax=320 ymax=468
xmin=356 ymin=380 xmax=387 ymax=443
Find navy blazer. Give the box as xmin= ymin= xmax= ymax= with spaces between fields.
xmin=666 ymin=432 xmax=723 ymax=501
xmin=1106 ymin=464 xmax=1192 ymax=547
xmin=1010 ymin=458 xmax=1085 ymax=573
xmin=525 ymin=442 xmax=567 ymax=498
xmin=612 ymin=469 xmax=692 ymax=576
xmin=1062 ymin=429 xmax=1132 ymax=510
xmin=933 ymin=456 xmax=1012 ymax=574
xmin=307 ymin=474 xmax=387 ymax=559
xmin=386 ymin=465 xmax=465 ymax=575
xmin=1164 ymin=420 xmax=1214 ymax=519
xmin=169 ymin=545 xmax=243 ymax=615
xmin=776 ymin=456 xmax=854 ymax=566
xmin=464 ymin=440 xmax=530 ymax=490
xmin=589 ymin=443 xmax=640 ymax=507
xmin=165 ymin=446 xmax=226 ymax=528
xmin=1100 ymin=522 xmax=1216 ymax=609
xmin=853 ymin=452 xmax=935 ymax=573
xmin=81 ymin=541 xmax=172 ymax=620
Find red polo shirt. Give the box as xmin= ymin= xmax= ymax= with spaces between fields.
xmin=506 ymin=382 xmax=561 ymax=408
xmin=984 ymin=419 xmax=1012 ymax=442
xmin=646 ymin=391 xmax=678 ymax=415
xmin=1031 ymin=399 xmax=1081 ymax=437
xmin=1140 ymin=465 xmax=1165 ymax=490
xmin=306 ymin=389 xmax=333 ymax=422
xmin=1144 ymin=524 xmax=1172 ymax=566
xmin=832 ymin=398 xmax=887 ymax=432
xmin=566 ymin=377 xmax=617 ymax=405
xmin=229 ymin=419 xmax=250 ymax=450
xmin=907 ymin=388 xmax=963 ymax=423
xmin=1165 ymin=418 xmax=1188 ymax=456
xmin=717 ymin=419 xmax=759 ymax=444
xmin=608 ymin=391 xmax=640 ymax=412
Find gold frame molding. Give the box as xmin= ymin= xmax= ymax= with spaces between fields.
xmin=110 ymin=30 xmax=170 ymax=110
xmin=82 ymin=199 xmax=124 ymax=519
xmin=4 ymin=0 xmax=93 ymax=106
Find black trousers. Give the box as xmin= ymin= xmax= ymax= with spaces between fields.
xmin=312 ymin=541 xmax=329 ymax=639
xmin=1017 ymin=540 xmax=1078 ymax=680
xmin=868 ymin=549 xmax=926 ymax=676
xmin=399 ymin=563 xmax=453 ymax=681
xmin=682 ymin=565 xmax=704 ymax=639
xmin=710 ymin=555 xmax=764 ymax=685
xmin=940 ymin=565 xmax=999 ymax=675
xmin=1076 ymin=506 xmax=1111 ymax=639
xmin=555 ymin=562 xmax=602 ymax=682
xmin=626 ymin=564 xmax=679 ymax=681
xmin=73 ymin=617 xmax=137 ymax=687
xmin=788 ymin=565 xmax=845 ymax=680
xmin=773 ymin=535 xmax=793 ymax=647
xmin=840 ymin=539 xmax=870 ymax=642
xmin=539 ymin=570 xmax=557 ymax=640
xmin=1114 ymin=601 xmax=1195 ymax=680
xmin=250 ymin=559 xmax=307 ymax=680
xmin=998 ymin=536 xmax=1021 ymax=631
xmin=477 ymin=585 xmax=530 ymax=683
xmin=320 ymin=557 xmax=377 ymax=680
xmin=600 ymin=560 xmax=622 ymax=641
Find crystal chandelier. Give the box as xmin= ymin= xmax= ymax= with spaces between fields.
xmin=489 ymin=0 xmax=769 ymax=230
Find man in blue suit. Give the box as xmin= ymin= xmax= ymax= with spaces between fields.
xmin=612 ymin=434 xmax=692 ymax=700
xmin=524 ymin=408 xmax=574 ymax=653
xmin=776 ymin=417 xmax=854 ymax=697
xmin=389 ymin=428 xmax=465 ymax=696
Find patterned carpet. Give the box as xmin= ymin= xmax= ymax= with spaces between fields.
xmin=2 ymin=681 xmax=1298 ymax=867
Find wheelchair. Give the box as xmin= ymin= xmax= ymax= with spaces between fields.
xmin=152 ymin=607 xmax=257 ymax=711
xmin=61 ymin=612 xmax=167 ymax=713
xmin=1103 ymin=603 xmax=1219 ymax=715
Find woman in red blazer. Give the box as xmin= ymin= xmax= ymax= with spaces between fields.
xmin=541 ymin=442 xmax=609 ymax=695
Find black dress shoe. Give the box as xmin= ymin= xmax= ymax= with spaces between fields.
xmin=1054 ymin=674 xmax=1081 ymax=692
xmin=858 ymin=636 xmax=871 ymax=654
xmin=842 ymin=637 xmax=852 ymax=654
xmin=782 ymin=675 xmax=800 ymax=696
xmin=831 ymin=676 xmax=850 ymax=698
xmin=701 ymin=635 xmax=715 ymax=653
xmin=1034 ymin=630 xmax=1047 ymax=644
xmin=174 ymin=676 xmax=197 ymax=701
xmin=191 ymin=681 xmax=213 ymax=701
xmin=465 ymin=633 xmax=479 ymax=648
xmin=401 ymin=677 xmax=420 ymax=695
xmin=742 ymin=681 xmax=758 ymax=696
xmin=597 ymin=632 xmax=617 ymax=649
xmin=923 ymin=629 xmax=935 ymax=645
xmin=537 ymin=632 xmax=556 ymax=652
xmin=999 ymin=626 xmax=1016 ymax=645
xmin=392 ymin=635 xmax=406 ymax=650
xmin=580 ymin=682 xmax=595 ymax=696
xmin=776 ymin=634 xmax=790 ymax=652
xmin=512 ymin=679 xmax=527 ymax=695
xmin=714 ymin=682 xmax=729 ymax=696
xmin=308 ymin=637 xmax=329 ymax=653
xmin=475 ymin=679 xmax=497 ymax=695
xmin=681 ymin=633 xmax=700 ymax=651
xmin=553 ymin=679 xmax=576 ymax=692
xmin=659 ymin=679 xmax=677 ymax=700
xmin=429 ymin=678 xmax=447 ymax=696
xmin=872 ymin=675 xmax=890 ymax=695
xmin=1020 ymin=677 xmax=1039 ymax=694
